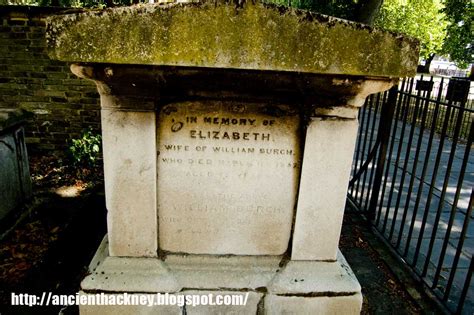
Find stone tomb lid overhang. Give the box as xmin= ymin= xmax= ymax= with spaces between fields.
xmin=69 ymin=64 xmax=397 ymax=110
xmin=46 ymin=0 xmax=419 ymax=78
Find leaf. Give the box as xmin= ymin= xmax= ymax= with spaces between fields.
xmin=375 ymin=0 xmax=448 ymax=60
xmin=50 ymin=226 xmax=60 ymax=234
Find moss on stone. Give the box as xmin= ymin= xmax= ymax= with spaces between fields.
xmin=46 ymin=0 xmax=419 ymax=77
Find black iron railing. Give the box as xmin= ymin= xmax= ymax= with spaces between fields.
xmin=348 ymin=75 xmax=473 ymax=314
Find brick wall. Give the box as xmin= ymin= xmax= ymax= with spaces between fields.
xmin=0 ymin=6 xmax=100 ymax=154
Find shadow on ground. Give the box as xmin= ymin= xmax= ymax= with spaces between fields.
xmin=0 ymin=186 xmax=106 ymax=315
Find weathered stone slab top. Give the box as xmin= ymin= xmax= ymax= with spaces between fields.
xmin=46 ymin=0 xmax=419 ymax=78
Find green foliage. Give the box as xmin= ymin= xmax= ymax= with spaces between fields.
xmin=374 ymin=0 xmax=448 ymax=60
xmin=68 ymin=127 xmax=102 ymax=168
xmin=266 ymin=0 xmax=471 ymax=68
xmin=441 ymin=0 xmax=473 ymax=68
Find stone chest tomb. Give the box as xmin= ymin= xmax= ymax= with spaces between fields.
xmin=46 ymin=1 xmax=418 ymax=314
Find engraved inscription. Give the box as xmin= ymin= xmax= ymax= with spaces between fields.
xmin=157 ymin=101 xmax=300 ymax=255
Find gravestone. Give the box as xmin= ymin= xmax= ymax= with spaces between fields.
xmin=416 ymin=79 xmax=434 ymax=92
xmin=46 ymin=1 xmax=419 ymax=314
xmin=0 ymin=109 xmax=32 ymax=222
xmin=446 ymin=77 xmax=470 ymax=103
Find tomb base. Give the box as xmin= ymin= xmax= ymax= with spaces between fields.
xmin=79 ymin=236 xmax=362 ymax=314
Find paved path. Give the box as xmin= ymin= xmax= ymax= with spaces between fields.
xmin=351 ymin=108 xmax=473 ymax=314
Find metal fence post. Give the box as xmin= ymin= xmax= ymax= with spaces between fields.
xmin=367 ymin=84 xmax=399 ymax=221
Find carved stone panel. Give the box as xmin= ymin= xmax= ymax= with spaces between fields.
xmin=157 ymin=101 xmax=300 ymax=255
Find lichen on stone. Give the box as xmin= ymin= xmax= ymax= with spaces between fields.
xmin=46 ymin=0 xmax=419 ymax=78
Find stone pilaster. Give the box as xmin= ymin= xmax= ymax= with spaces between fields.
xmin=101 ymin=99 xmax=157 ymax=257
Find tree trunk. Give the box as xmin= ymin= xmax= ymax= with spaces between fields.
xmin=418 ymin=53 xmax=435 ymax=74
xmin=354 ymin=0 xmax=384 ymax=26
xmin=469 ymin=64 xmax=474 ymax=81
